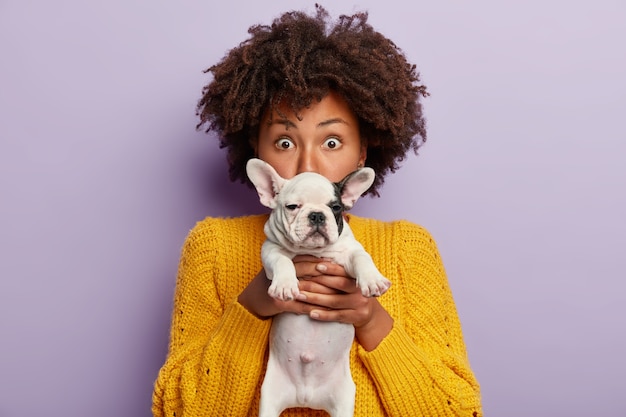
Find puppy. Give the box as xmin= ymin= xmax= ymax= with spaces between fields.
xmin=246 ymin=158 xmax=391 ymax=417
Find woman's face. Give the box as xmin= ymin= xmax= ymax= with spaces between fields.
xmin=255 ymin=91 xmax=366 ymax=183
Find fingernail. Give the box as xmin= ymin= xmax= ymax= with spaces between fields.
xmin=310 ymin=311 xmax=320 ymax=319
xmin=296 ymin=293 xmax=307 ymax=301
xmin=316 ymin=264 xmax=327 ymax=272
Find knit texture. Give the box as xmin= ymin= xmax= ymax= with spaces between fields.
xmin=152 ymin=214 xmax=482 ymax=417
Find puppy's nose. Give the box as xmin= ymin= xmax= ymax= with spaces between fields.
xmin=308 ymin=212 xmax=326 ymax=226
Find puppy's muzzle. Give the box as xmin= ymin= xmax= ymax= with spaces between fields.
xmin=308 ymin=211 xmax=326 ymax=226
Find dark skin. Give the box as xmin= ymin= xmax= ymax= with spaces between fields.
xmin=237 ymin=92 xmax=394 ymax=352
xmin=238 ymin=255 xmax=394 ymax=352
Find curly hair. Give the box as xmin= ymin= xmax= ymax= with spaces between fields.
xmin=197 ymin=4 xmax=428 ymax=196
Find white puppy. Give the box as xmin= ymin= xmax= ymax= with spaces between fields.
xmin=246 ymin=158 xmax=391 ymax=417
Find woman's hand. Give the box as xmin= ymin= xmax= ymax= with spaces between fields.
xmin=238 ymin=255 xmax=393 ymax=351
xmin=237 ymin=257 xmax=327 ymax=319
xmin=290 ymin=256 xmax=394 ymax=351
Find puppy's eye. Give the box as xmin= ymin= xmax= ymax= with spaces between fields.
xmin=331 ymin=204 xmax=343 ymax=213
xmin=286 ymin=204 xmax=298 ymax=210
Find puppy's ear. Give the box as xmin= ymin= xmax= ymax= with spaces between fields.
xmin=337 ymin=167 xmax=375 ymax=210
xmin=246 ymin=158 xmax=286 ymax=209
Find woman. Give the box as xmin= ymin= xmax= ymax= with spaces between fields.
xmin=153 ymin=6 xmax=481 ymax=417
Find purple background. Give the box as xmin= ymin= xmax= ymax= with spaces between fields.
xmin=1 ymin=1 xmax=625 ymax=416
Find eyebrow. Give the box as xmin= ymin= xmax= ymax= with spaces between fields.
xmin=270 ymin=117 xmax=349 ymax=129
xmin=318 ymin=118 xmax=349 ymax=128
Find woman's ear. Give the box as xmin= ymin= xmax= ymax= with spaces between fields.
xmin=358 ymin=141 xmax=368 ymax=167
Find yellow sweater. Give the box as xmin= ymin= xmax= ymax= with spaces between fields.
xmin=152 ymin=214 xmax=481 ymax=417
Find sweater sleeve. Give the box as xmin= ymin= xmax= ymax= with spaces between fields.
xmin=152 ymin=220 xmax=272 ymax=417
xmin=357 ymin=221 xmax=482 ymax=417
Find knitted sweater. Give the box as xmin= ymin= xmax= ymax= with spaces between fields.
xmin=152 ymin=214 xmax=481 ymax=417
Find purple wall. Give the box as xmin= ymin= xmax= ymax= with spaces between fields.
xmin=1 ymin=1 xmax=624 ymax=416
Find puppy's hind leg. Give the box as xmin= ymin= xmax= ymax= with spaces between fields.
xmin=259 ymin=357 xmax=296 ymax=417
xmin=326 ymin=377 xmax=356 ymax=417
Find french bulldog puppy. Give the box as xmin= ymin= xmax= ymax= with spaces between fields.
xmin=246 ymin=158 xmax=391 ymax=417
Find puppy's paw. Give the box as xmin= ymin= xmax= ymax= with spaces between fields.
xmin=357 ymin=274 xmax=391 ymax=298
xmin=268 ymin=277 xmax=300 ymax=301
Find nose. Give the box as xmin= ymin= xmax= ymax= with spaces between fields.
xmin=308 ymin=211 xmax=326 ymax=226
xmin=296 ymin=149 xmax=319 ymax=175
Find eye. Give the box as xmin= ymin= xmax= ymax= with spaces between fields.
xmin=322 ymin=137 xmax=342 ymax=150
xmin=330 ymin=204 xmax=343 ymax=214
xmin=276 ymin=137 xmax=294 ymax=150
xmin=285 ymin=204 xmax=299 ymax=210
